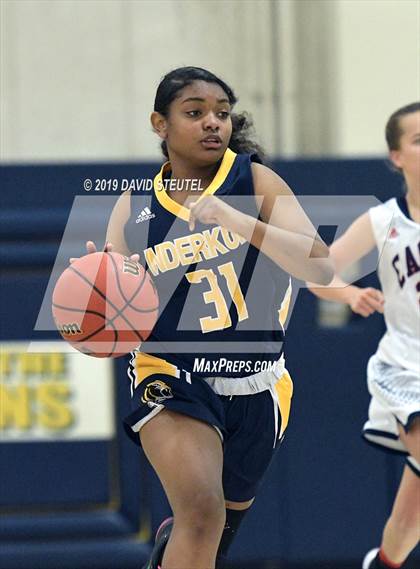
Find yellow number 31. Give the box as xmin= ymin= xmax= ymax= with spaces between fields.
xmin=185 ymin=261 xmax=249 ymax=333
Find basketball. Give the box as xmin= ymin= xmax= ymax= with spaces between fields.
xmin=52 ymin=252 xmax=159 ymax=358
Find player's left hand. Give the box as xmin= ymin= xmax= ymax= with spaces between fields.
xmin=69 ymin=241 xmax=140 ymax=264
xmin=188 ymin=196 xmax=239 ymax=232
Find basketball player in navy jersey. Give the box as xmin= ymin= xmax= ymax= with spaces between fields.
xmin=86 ymin=67 xmax=333 ymax=569
xmin=309 ymin=103 xmax=420 ymax=569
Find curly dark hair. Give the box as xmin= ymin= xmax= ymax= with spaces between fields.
xmin=154 ymin=66 xmax=265 ymax=162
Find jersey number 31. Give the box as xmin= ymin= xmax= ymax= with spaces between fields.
xmin=185 ymin=261 xmax=249 ymax=333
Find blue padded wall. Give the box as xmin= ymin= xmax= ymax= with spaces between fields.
xmin=1 ymin=158 xmax=417 ymax=567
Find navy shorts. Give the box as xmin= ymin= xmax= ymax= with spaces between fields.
xmin=124 ymin=353 xmax=293 ymax=502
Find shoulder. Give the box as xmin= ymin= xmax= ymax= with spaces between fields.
xmin=250 ymin=162 xmax=292 ymax=197
xmin=328 ymin=211 xmax=376 ymax=270
xmin=369 ymin=197 xmax=397 ymax=217
xmin=368 ymin=198 xmax=396 ymax=235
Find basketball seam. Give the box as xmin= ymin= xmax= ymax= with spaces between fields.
xmin=106 ymin=252 xmax=159 ymax=313
xmin=74 ymin=320 xmax=118 ymax=358
xmin=53 ymin=301 xmax=145 ymax=344
xmin=52 ymin=304 xmax=118 ymax=345
xmin=52 ymin=304 xmax=106 ymax=318
xmin=68 ymin=262 xmax=145 ymax=342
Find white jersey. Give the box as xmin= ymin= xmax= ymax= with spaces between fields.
xmin=369 ymin=197 xmax=420 ymax=374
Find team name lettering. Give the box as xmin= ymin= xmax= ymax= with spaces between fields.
xmin=144 ymin=227 xmax=246 ymax=276
xmin=391 ymin=242 xmax=420 ymax=288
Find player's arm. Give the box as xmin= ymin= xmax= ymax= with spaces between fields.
xmin=70 ymin=192 xmax=137 ymax=262
xmin=189 ymin=163 xmax=334 ymax=284
xmin=307 ymin=212 xmax=385 ymax=317
xmin=105 ymin=191 xmax=133 ymax=256
xmin=249 ymin=163 xmax=334 ymax=284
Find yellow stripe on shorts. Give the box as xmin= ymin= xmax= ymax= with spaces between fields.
xmin=134 ymin=353 xmax=178 ymax=388
xmin=274 ymin=370 xmax=293 ymax=439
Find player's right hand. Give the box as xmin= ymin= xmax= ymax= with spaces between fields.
xmin=349 ymin=287 xmax=384 ymax=317
xmin=69 ymin=241 xmax=140 ymax=264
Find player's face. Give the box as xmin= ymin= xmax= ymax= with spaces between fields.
xmin=164 ymin=81 xmax=233 ymax=166
xmin=390 ymin=111 xmax=420 ymax=182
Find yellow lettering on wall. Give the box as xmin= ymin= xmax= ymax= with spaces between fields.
xmin=19 ymin=354 xmax=44 ymax=376
xmin=0 ymin=352 xmax=12 ymax=376
xmin=48 ymin=353 xmax=66 ymax=376
xmin=37 ymin=382 xmax=73 ymax=429
xmin=0 ymin=385 xmax=31 ymax=429
xmin=1 ymin=353 xmax=66 ymax=379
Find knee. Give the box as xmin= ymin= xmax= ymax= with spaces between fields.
xmin=178 ymin=488 xmax=226 ymax=535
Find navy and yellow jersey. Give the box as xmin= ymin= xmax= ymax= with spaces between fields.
xmin=124 ymin=148 xmax=292 ymax=377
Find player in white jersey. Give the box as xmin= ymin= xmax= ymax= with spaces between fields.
xmin=309 ymin=102 xmax=420 ymax=569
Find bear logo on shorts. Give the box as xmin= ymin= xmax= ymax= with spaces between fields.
xmin=141 ymin=380 xmax=173 ymax=407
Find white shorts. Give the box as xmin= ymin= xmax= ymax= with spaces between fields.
xmin=362 ymin=354 xmax=420 ymax=476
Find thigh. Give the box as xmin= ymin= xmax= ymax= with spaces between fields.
xmin=141 ymin=409 xmax=224 ymax=511
xmin=390 ymin=464 xmax=420 ymax=520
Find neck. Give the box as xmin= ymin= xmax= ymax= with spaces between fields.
xmin=168 ymin=154 xmax=222 ymax=190
xmin=405 ymin=185 xmax=420 ymax=223
xmin=404 ymin=173 xmax=420 ymax=200
xmin=165 ymin=155 xmax=222 ymax=206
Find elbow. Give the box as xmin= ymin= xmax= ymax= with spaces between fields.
xmin=318 ymin=262 xmax=334 ymax=286
xmin=308 ymin=259 xmax=334 ymax=286
xmin=309 ymin=241 xmax=334 ymax=285
xmin=290 ymin=258 xmax=334 ymax=286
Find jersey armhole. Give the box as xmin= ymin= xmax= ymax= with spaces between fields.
xmin=368 ymin=203 xmax=395 ymax=252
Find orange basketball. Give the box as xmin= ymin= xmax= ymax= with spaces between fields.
xmin=52 ymin=252 xmax=159 ymax=358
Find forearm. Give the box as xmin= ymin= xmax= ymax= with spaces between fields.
xmin=106 ymin=223 xmax=132 ymax=256
xmin=106 ymin=192 xmax=133 ymax=256
xmin=230 ymin=212 xmax=334 ymax=285
xmin=308 ymin=274 xmax=360 ymax=304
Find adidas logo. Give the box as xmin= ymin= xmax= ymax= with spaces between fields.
xmin=136 ymin=207 xmax=156 ymax=223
